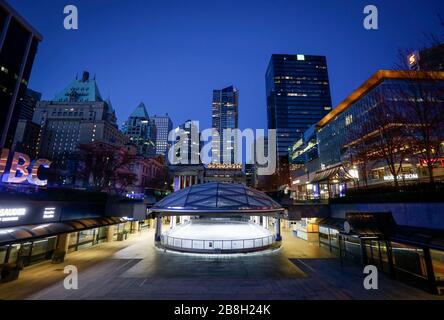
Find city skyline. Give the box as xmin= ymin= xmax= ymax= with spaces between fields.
xmin=1 ymin=0 xmax=444 ymax=306
xmin=8 ymin=0 xmax=444 ymax=132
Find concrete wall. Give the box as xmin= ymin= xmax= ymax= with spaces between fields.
xmin=330 ymin=203 xmax=444 ymax=230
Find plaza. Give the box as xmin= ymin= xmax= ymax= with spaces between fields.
xmin=0 ymin=227 xmax=440 ymax=300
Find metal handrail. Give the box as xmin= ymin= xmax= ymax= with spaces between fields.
xmin=161 ymin=234 xmax=275 ymax=250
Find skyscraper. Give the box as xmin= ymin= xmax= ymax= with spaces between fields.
xmin=123 ymin=102 xmax=157 ymax=158
xmin=152 ymin=114 xmax=173 ymax=156
xmin=0 ymin=1 xmax=42 ymax=148
xmin=34 ymin=71 xmax=127 ymax=164
xmin=266 ymin=54 xmax=332 ymax=157
xmin=170 ymin=119 xmax=201 ymax=164
xmin=212 ymin=85 xmax=239 ymax=164
xmin=11 ymin=88 xmax=41 ymax=158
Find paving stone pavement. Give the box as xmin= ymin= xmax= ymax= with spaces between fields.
xmin=1 ymin=228 xmax=442 ymax=300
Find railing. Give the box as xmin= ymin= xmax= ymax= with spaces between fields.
xmin=160 ymin=234 xmax=275 ymax=252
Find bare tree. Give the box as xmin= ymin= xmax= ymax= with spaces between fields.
xmin=76 ymin=142 xmax=137 ymax=194
xmin=394 ymin=72 xmax=444 ymax=183
xmin=343 ymin=121 xmax=373 ymax=188
xmin=394 ymin=20 xmax=444 ymax=184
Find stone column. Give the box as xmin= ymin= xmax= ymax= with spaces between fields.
xmin=275 ymin=216 xmax=282 ymax=241
xmin=52 ymin=233 xmax=70 ymax=263
xmin=107 ymin=225 xmax=115 ymax=242
xmin=263 ymin=216 xmax=268 ymax=229
xmin=155 ymin=215 xmax=162 ymax=242
xmin=132 ymin=221 xmax=139 ymax=233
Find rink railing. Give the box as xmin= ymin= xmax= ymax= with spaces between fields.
xmin=160 ymin=234 xmax=275 ymax=251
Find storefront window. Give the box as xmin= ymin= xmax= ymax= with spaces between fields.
xmin=68 ymin=232 xmax=79 ymax=252
xmin=392 ymin=242 xmax=427 ymax=279
xmin=0 ymin=246 xmax=7 ymax=264
xmin=344 ymin=236 xmax=361 ymax=259
xmin=77 ymin=229 xmax=96 ymax=249
xmin=330 ymin=229 xmax=339 ymax=249
xmin=29 ymin=237 xmax=57 ymax=264
xmin=8 ymin=244 xmax=20 ymax=264
xmin=97 ymin=227 xmax=107 ymax=243
xmin=114 ymin=223 xmax=125 ymax=240
xmin=430 ymin=249 xmax=444 ymax=281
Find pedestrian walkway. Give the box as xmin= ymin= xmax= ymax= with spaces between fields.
xmin=0 ymin=228 xmax=442 ymax=300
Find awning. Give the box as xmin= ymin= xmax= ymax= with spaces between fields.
xmin=391 ymin=226 xmax=444 ymax=251
xmin=0 ymin=217 xmax=125 ymax=246
xmin=345 ymin=212 xmax=396 ymax=237
xmin=317 ymin=217 xmax=346 ymax=231
xmin=310 ymin=165 xmax=355 ymax=184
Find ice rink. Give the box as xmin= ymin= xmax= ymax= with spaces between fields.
xmin=165 ymin=220 xmax=272 ymax=240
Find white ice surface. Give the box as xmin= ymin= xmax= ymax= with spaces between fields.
xmin=165 ymin=220 xmax=272 ymax=240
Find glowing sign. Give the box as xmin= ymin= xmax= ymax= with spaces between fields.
xmin=383 ymin=173 xmax=418 ymax=181
xmin=0 ymin=149 xmax=51 ymax=186
xmin=407 ymin=51 xmax=420 ymax=70
xmin=0 ymin=208 xmax=27 ymax=222
xmin=43 ymin=207 xmax=56 ymax=219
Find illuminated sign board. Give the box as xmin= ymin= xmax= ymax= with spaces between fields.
xmin=383 ymin=173 xmax=418 ymax=181
xmin=0 ymin=149 xmax=51 ymax=186
xmin=0 ymin=208 xmax=27 ymax=223
xmin=407 ymin=51 xmax=420 ymax=70
xmin=0 ymin=204 xmax=61 ymax=227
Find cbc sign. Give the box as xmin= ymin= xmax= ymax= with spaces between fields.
xmin=0 ymin=149 xmax=51 ymax=186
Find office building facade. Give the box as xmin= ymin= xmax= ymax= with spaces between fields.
xmin=11 ymin=88 xmax=41 ymax=157
xmin=212 ymin=86 xmax=239 ymax=163
xmin=0 ymin=1 xmax=42 ymax=149
xmin=152 ymin=114 xmax=173 ymax=156
xmin=266 ymin=54 xmax=332 ymax=157
xmin=33 ymin=71 xmax=127 ymax=165
xmin=123 ymin=102 xmax=157 ymax=158
xmin=289 ymin=70 xmax=444 ymax=200
xmin=408 ymin=44 xmax=444 ymax=71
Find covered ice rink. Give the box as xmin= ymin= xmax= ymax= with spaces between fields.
xmin=161 ymin=220 xmax=275 ymax=253
xmin=149 ymin=182 xmax=285 ymax=254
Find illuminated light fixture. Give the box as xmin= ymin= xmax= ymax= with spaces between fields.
xmin=297 ymin=54 xmax=305 ymax=61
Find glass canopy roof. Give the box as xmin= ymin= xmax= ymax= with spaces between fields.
xmin=150 ymin=182 xmax=283 ymax=214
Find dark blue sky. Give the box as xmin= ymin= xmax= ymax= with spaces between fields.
xmin=10 ymin=0 xmax=444 ymax=130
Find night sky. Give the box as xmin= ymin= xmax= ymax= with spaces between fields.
xmin=10 ymin=0 xmax=444 ymax=131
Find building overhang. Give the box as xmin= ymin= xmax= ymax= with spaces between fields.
xmin=316 ymin=70 xmax=444 ymax=129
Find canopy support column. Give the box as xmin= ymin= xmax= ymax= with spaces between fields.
xmin=155 ymin=215 xmax=162 ymax=242
xmin=275 ymin=216 xmax=282 ymax=241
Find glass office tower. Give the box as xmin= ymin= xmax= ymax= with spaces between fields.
xmin=0 ymin=1 xmax=42 ymax=148
xmin=152 ymin=114 xmax=173 ymax=156
xmin=212 ymin=86 xmax=239 ymax=163
xmin=266 ymin=54 xmax=332 ymax=157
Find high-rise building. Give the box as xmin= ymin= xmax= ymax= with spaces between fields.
xmin=17 ymin=88 xmax=41 ymax=121
xmin=11 ymin=88 xmax=41 ymax=158
xmin=171 ymin=119 xmax=201 ymax=165
xmin=33 ymin=71 xmax=127 ymax=164
xmin=0 ymin=1 xmax=42 ymax=148
xmin=123 ymin=102 xmax=157 ymax=158
xmin=152 ymin=114 xmax=173 ymax=156
xmin=212 ymin=85 xmax=239 ymax=163
xmin=407 ymin=44 xmax=444 ymax=71
xmin=266 ymin=54 xmax=332 ymax=157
